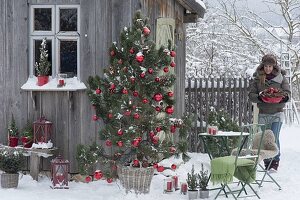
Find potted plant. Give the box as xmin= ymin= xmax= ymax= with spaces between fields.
xmin=0 ymin=148 xmax=24 ymax=188
xmin=198 ymin=163 xmax=209 ymax=199
xmin=35 ymin=38 xmax=51 ymax=86
xmin=8 ymin=115 xmax=19 ymax=147
xmin=187 ymin=165 xmax=198 ymax=200
xmin=20 ymin=121 xmax=33 ymax=148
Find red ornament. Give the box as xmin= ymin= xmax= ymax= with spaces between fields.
xmin=143 ymin=27 xmax=151 ymax=35
xmin=170 ymin=51 xmax=176 ymax=57
xmin=132 ymin=105 xmax=137 ymax=110
xmin=122 ymin=88 xmax=128 ymax=94
xmin=110 ymin=83 xmax=116 ymax=89
xmin=92 ymin=115 xmax=99 ymax=121
xmin=107 ymin=178 xmax=113 ymax=183
xmin=167 ymin=91 xmax=174 ymax=97
xmin=153 ymin=93 xmax=163 ymax=101
xmin=165 ymin=106 xmax=174 ymax=115
xmin=108 ymin=113 xmax=113 ymax=119
xmin=94 ymin=170 xmax=103 ymax=180
xmin=169 ymin=146 xmax=176 ymax=154
xmin=110 ymin=50 xmax=116 ymax=56
xmin=95 ymin=88 xmax=102 ymax=94
xmin=155 ymin=106 xmax=161 ymax=112
xmin=140 ymin=72 xmax=146 ymax=78
xmin=170 ymin=61 xmax=176 ymax=67
xmin=163 ymin=67 xmax=169 ymax=73
xmin=148 ymin=68 xmax=154 ymax=74
xmin=170 ymin=125 xmax=176 ymax=133
xmin=155 ymin=77 xmax=160 ymax=82
xmin=152 ymin=136 xmax=159 ymax=144
xmin=105 ymin=140 xmax=112 ymax=147
xmin=136 ymin=54 xmax=144 ymax=63
xmin=142 ymin=98 xmax=149 ymax=104
xmin=153 ymin=163 xmax=158 ymax=169
xmin=156 ymin=127 xmax=162 ymax=132
xmin=117 ymin=129 xmax=123 ymax=136
xmin=129 ymin=48 xmax=135 ymax=54
xmin=133 ymin=159 xmax=140 ymax=166
xmin=133 ymin=91 xmax=139 ymax=97
xmin=149 ymin=131 xmax=155 ymax=138
xmin=136 ymin=136 xmax=142 ymax=142
xmin=124 ymin=110 xmax=131 ymax=116
xmin=132 ymin=139 xmax=140 ymax=147
xmin=133 ymin=113 xmax=140 ymax=119
xmin=118 ymin=59 xmax=123 ymax=64
xmin=117 ymin=141 xmax=123 ymax=147
xmin=157 ymin=166 xmax=165 ymax=172
xmin=85 ymin=176 xmax=92 ymax=183
xmin=171 ymin=164 xmax=177 ymax=170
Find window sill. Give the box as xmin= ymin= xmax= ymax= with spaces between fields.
xmin=21 ymin=76 xmax=87 ymax=91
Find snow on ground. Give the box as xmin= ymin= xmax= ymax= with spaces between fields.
xmin=1 ymin=124 xmax=300 ymax=200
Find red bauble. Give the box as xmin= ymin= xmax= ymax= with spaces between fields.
xmin=129 ymin=48 xmax=135 ymax=54
xmin=148 ymin=68 xmax=154 ymax=74
xmin=92 ymin=115 xmax=99 ymax=121
xmin=170 ymin=125 xmax=176 ymax=133
xmin=140 ymin=72 xmax=146 ymax=78
xmin=117 ymin=141 xmax=123 ymax=147
xmin=133 ymin=159 xmax=140 ymax=166
xmin=163 ymin=67 xmax=169 ymax=73
xmin=167 ymin=91 xmax=174 ymax=97
xmin=105 ymin=140 xmax=112 ymax=147
xmin=157 ymin=166 xmax=165 ymax=172
xmin=136 ymin=55 xmax=144 ymax=63
xmin=107 ymin=178 xmax=113 ymax=183
xmin=143 ymin=27 xmax=151 ymax=35
xmin=122 ymin=88 xmax=128 ymax=94
xmin=170 ymin=61 xmax=176 ymax=67
xmin=118 ymin=59 xmax=123 ymax=64
xmin=149 ymin=131 xmax=155 ymax=138
xmin=171 ymin=164 xmax=177 ymax=170
xmin=155 ymin=106 xmax=161 ymax=112
xmin=110 ymin=83 xmax=116 ymax=89
xmin=153 ymin=93 xmax=163 ymax=101
xmin=136 ymin=136 xmax=142 ymax=142
xmin=169 ymin=146 xmax=176 ymax=154
xmin=165 ymin=105 xmax=174 ymax=114
xmin=152 ymin=136 xmax=159 ymax=144
xmin=110 ymin=50 xmax=116 ymax=56
xmin=124 ymin=110 xmax=131 ymax=116
xmin=85 ymin=176 xmax=92 ymax=183
xmin=153 ymin=163 xmax=158 ymax=169
xmin=94 ymin=170 xmax=103 ymax=180
xmin=132 ymin=139 xmax=140 ymax=147
xmin=117 ymin=129 xmax=123 ymax=136
xmin=156 ymin=127 xmax=162 ymax=132
xmin=142 ymin=98 xmax=149 ymax=104
xmin=133 ymin=113 xmax=140 ymax=119
xmin=133 ymin=91 xmax=139 ymax=97
xmin=95 ymin=88 xmax=102 ymax=94
xmin=155 ymin=77 xmax=160 ymax=82
xmin=132 ymin=105 xmax=137 ymax=110
xmin=108 ymin=113 xmax=113 ymax=119
xmin=170 ymin=51 xmax=176 ymax=57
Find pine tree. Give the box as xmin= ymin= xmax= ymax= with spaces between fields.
xmin=87 ymin=11 xmax=188 ymax=173
xmin=35 ymin=38 xmax=51 ymax=76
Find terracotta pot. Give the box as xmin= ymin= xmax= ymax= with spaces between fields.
xmin=9 ymin=136 xmax=18 ymax=147
xmin=21 ymin=136 xmax=33 ymax=148
xmin=37 ymin=76 xmax=49 ymax=86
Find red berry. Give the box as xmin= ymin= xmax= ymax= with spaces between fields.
xmin=133 ymin=159 xmax=139 ymax=166
xmin=170 ymin=61 xmax=176 ymax=67
xmin=142 ymin=98 xmax=149 ymax=104
xmin=155 ymin=77 xmax=160 ymax=82
xmin=170 ymin=51 xmax=176 ymax=57
xmin=95 ymin=88 xmax=101 ymax=94
xmin=129 ymin=48 xmax=135 ymax=54
xmin=153 ymin=163 xmax=158 ymax=168
xmin=117 ymin=129 xmax=123 ymax=136
xmin=133 ymin=113 xmax=140 ymax=119
xmin=108 ymin=113 xmax=113 ymax=119
xmin=163 ymin=67 xmax=169 ymax=73
xmin=143 ymin=27 xmax=150 ymax=35
xmin=122 ymin=88 xmax=128 ymax=94
xmin=148 ymin=68 xmax=154 ymax=74
xmin=117 ymin=141 xmax=123 ymax=147
xmin=85 ymin=176 xmax=92 ymax=183
xmin=105 ymin=140 xmax=112 ymax=147
xmin=171 ymin=164 xmax=177 ymax=170
xmin=157 ymin=166 xmax=164 ymax=172
xmin=133 ymin=91 xmax=139 ymax=97
xmin=140 ymin=72 xmax=146 ymax=78
xmin=167 ymin=91 xmax=174 ymax=97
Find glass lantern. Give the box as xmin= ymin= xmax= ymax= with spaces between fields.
xmin=57 ymin=73 xmax=67 ymax=87
xmin=163 ymin=178 xmax=174 ymax=193
xmin=33 ymin=116 xmax=53 ymax=143
xmin=51 ymin=155 xmax=69 ymax=189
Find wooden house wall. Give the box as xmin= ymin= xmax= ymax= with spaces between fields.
xmin=0 ymin=0 xmax=187 ymax=173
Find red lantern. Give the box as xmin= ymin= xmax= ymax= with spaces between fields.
xmin=51 ymin=155 xmax=69 ymax=189
xmin=33 ymin=116 xmax=52 ymax=143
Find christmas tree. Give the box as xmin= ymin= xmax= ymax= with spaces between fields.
xmin=87 ymin=11 xmax=189 ymax=174
xmin=35 ymin=38 xmax=51 ymax=76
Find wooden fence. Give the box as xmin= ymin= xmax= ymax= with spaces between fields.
xmin=185 ymin=77 xmax=253 ymax=152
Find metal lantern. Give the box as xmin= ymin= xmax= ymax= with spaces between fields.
xmin=51 ymin=155 xmax=69 ymax=189
xmin=33 ymin=116 xmax=52 ymax=143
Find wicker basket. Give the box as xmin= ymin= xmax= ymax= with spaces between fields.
xmin=117 ymin=165 xmax=155 ymax=194
xmin=1 ymin=173 xmax=19 ymax=188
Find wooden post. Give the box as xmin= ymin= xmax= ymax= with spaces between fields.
xmin=30 ymin=152 xmax=40 ymax=181
xmin=253 ymin=103 xmax=259 ymax=124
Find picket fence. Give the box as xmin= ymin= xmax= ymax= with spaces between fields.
xmin=185 ymin=77 xmax=253 ymax=152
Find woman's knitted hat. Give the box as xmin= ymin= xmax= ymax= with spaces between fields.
xmin=262 ymin=54 xmax=277 ymax=66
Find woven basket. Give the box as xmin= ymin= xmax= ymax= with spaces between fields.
xmin=117 ymin=165 xmax=155 ymax=194
xmin=1 ymin=173 xmax=19 ymax=188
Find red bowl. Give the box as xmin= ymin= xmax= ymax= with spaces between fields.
xmin=262 ymin=96 xmax=283 ymax=103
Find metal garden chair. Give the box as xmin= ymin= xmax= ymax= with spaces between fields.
xmin=211 ymin=124 xmax=266 ymax=200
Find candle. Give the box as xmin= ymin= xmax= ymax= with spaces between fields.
xmin=172 ymin=176 xmax=179 ymax=190
xmin=59 ymin=79 xmax=65 ymax=86
xmin=181 ymin=182 xmax=187 ymax=195
xmin=212 ymin=128 xmax=217 ymax=135
xmin=208 ymin=127 xmax=213 ymax=134
xmin=167 ymin=181 xmax=173 ymax=191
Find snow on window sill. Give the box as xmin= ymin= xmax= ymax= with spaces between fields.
xmin=21 ymin=76 xmax=87 ymax=91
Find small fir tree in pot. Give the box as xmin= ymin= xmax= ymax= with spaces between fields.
xmin=35 ymin=38 xmax=51 ymax=86
xmin=198 ymin=163 xmax=209 ymax=199
xmin=187 ymin=165 xmax=198 ymax=199
xmin=8 ymin=115 xmax=19 ymax=147
xmin=20 ymin=121 xmax=33 ymax=148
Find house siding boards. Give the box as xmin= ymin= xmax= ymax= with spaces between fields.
xmin=0 ymin=0 xmax=204 ymax=173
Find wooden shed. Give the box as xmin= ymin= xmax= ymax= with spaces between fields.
xmin=0 ymin=0 xmax=205 ymax=173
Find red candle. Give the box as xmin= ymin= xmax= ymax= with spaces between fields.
xmin=181 ymin=182 xmax=187 ymax=194
xmin=208 ymin=127 xmax=213 ymax=134
xmin=59 ymin=79 xmax=64 ymax=86
xmin=167 ymin=181 xmax=173 ymax=191
xmin=172 ymin=176 xmax=179 ymax=189
xmin=212 ymin=128 xmax=217 ymax=135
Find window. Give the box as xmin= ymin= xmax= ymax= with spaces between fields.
xmin=29 ymin=5 xmax=80 ymax=79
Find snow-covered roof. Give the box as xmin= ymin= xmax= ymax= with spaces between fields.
xmin=177 ymin=0 xmax=206 ymax=18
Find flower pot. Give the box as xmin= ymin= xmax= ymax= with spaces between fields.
xmin=199 ymin=189 xmax=209 ymax=199
xmin=21 ymin=136 xmax=33 ymax=148
xmin=37 ymin=75 xmax=49 ymax=86
xmin=9 ymin=136 xmax=19 ymax=147
xmin=188 ymin=190 xmax=198 ymax=200
xmin=1 ymin=173 xmax=19 ymax=188
xmin=117 ymin=165 xmax=154 ymax=194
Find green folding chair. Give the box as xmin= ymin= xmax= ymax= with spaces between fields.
xmin=211 ymin=124 xmax=266 ymax=200
xmin=257 ymin=115 xmax=282 ymax=190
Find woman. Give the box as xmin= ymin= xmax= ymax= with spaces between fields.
xmin=248 ymin=54 xmax=291 ymax=171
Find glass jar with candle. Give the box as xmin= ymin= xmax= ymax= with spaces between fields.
xmin=57 ymin=73 xmax=67 ymax=87
xmin=163 ymin=178 xmax=174 ymax=193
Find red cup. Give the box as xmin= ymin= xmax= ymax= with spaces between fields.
xmin=59 ymin=79 xmax=65 ymax=86
xmin=181 ymin=182 xmax=187 ymax=194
